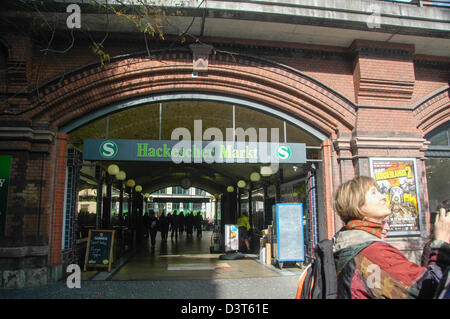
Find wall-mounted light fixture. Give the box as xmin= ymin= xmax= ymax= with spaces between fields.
xmin=250 ymin=172 xmax=261 ymax=182
xmin=116 ymin=170 xmax=126 ymax=181
xmin=107 ymin=164 xmax=119 ymax=175
xmin=237 ymin=180 xmax=246 ymax=188
xmin=260 ymin=166 xmax=272 ymax=177
xmin=126 ymin=179 xmax=135 ymax=188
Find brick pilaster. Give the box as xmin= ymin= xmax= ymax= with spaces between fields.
xmin=48 ymin=133 xmax=68 ymax=266
xmin=352 ymin=40 xmax=415 ymax=107
xmin=321 ymin=140 xmax=336 ymax=238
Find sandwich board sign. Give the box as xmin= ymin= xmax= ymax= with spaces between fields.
xmin=84 ymin=229 xmax=115 ymax=272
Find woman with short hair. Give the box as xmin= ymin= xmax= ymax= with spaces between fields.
xmin=333 ymin=176 xmax=450 ymax=299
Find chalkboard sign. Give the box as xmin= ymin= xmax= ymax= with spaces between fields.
xmin=275 ymin=203 xmax=304 ymax=263
xmin=84 ymin=229 xmax=115 ymax=272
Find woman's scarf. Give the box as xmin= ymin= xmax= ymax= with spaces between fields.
xmin=346 ymin=219 xmax=384 ymax=239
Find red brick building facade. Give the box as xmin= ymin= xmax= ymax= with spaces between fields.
xmin=0 ymin=0 xmax=449 ymax=288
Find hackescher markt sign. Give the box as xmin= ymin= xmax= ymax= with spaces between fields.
xmin=83 ymin=139 xmax=306 ymax=164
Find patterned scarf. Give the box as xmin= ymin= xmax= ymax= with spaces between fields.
xmin=346 ymin=219 xmax=384 ymax=239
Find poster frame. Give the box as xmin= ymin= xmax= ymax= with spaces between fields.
xmin=369 ymin=157 xmax=422 ymax=237
xmin=275 ymin=203 xmax=305 ymax=262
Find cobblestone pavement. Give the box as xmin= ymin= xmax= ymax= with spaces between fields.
xmin=0 ymin=275 xmax=300 ymax=299
xmin=0 ymin=231 xmax=302 ymax=299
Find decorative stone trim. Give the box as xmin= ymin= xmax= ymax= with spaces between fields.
xmin=351 ymin=136 xmax=428 ymax=151
xmin=189 ymin=43 xmax=213 ymax=73
xmin=0 ymin=127 xmax=55 ymax=144
xmin=332 ymin=137 xmax=352 ymax=153
xmin=0 ymin=245 xmax=48 ymax=258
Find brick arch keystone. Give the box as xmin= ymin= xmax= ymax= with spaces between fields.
xmin=28 ymin=51 xmax=357 ymax=137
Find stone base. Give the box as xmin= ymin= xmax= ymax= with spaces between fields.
xmin=0 ymin=267 xmax=47 ymax=289
xmin=47 ymin=264 xmax=63 ymax=283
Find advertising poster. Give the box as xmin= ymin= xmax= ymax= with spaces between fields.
xmin=225 ymin=224 xmax=239 ymax=252
xmin=369 ymin=158 xmax=421 ymax=236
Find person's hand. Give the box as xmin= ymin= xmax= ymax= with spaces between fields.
xmin=434 ymin=208 xmax=450 ymax=243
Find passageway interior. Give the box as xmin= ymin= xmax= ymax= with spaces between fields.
xmin=68 ymin=99 xmax=322 ymax=280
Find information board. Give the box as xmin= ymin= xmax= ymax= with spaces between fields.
xmin=275 ymin=203 xmax=304 ymax=262
xmin=84 ymin=229 xmax=115 ymax=272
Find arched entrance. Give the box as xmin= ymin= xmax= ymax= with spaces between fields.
xmin=11 ymin=51 xmax=358 ymax=282
xmin=62 ymin=98 xmax=325 ymax=276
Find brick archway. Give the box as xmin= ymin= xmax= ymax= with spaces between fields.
xmin=28 ymin=51 xmax=357 ymax=137
xmin=23 ymin=51 xmax=359 ymax=270
xmin=413 ymin=85 xmax=450 ymax=135
xmin=31 ymin=51 xmax=357 ymax=247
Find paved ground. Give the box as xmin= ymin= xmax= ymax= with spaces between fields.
xmin=0 ymin=231 xmax=303 ymax=299
xmin=0 ymin=276 xmax=301 ymax=299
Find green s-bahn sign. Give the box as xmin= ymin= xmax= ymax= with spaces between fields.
xmin=83 ymin=139 xmax=306 ymax=164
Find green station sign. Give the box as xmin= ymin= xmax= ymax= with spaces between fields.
xmin=0 ymin=156 xmax=12 ymax=236
xmin=83 ymin=139 xmax=306 ymax=164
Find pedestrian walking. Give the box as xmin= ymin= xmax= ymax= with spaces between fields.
xmin=159 ymin=213 xmax=169 ymax=241
xmin=170 ymin=210 xmax=179 ymax=240
xmin=186 ymin=211 xmax=194 ymax=239
xmin=195 ymin=211 xmax=203 ymax=238
xmin=237 ymin=212 xmax=251 ymax=252
xmin=178 ymin=212 xmax=185 ymax=235
xmin=148 ymin=210 xmax=159 ymax=249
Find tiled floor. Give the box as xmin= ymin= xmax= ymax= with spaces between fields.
xmin=0 ymin=231 xmax=303 ymax=299
xmin=110 ymin=230 xmax=300 ymax=281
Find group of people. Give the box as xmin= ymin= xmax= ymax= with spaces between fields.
xmin=142 ymin=210 xmax=205 ymax=247
xmin=331 ymin=176 xmax=449 ymax=299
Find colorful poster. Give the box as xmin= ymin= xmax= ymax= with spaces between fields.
xmin=225 ymin=224 xmax=239 ymax=252
xmin=369 ymin=158 xmax=421 ymax=235
xmin=0 ymin=156 xmax=12 ymax=237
